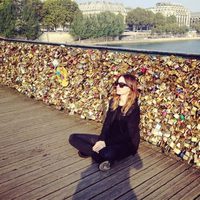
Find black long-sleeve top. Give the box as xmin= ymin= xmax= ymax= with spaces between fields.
xmin=99 ymin=99 xmax=140 ymax=155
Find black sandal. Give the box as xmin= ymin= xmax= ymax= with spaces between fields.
xmin=99 ymin=161 xmax=111 ymax=171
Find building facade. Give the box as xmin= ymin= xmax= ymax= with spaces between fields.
xmin=78 ymin=0 xmax=127 ymax=21
xmin=149 ymin=2 xmax=191 ymax=27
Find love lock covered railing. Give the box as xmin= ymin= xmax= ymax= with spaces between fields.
xmin=0 ymin=38 xmax=199 ymax=167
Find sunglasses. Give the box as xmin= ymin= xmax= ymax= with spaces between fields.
xmin=114 ymin=81 xmax=130 ymax=89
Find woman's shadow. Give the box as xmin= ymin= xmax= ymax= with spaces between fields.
xmin=71 ymin=153 xmax=143 ymax=200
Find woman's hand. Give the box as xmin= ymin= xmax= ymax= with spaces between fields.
xmin=92 ymin=140 xmax=106 ymax=153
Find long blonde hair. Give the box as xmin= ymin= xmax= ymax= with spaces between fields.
xmin=111 ymin=74 xmax=139 ymax=115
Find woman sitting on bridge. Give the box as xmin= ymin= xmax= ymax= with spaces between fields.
xmin=69 ymin=73 xmax=140 ymax=171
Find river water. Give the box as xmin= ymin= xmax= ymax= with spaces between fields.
xmin=107 ymin=39 xmax=200 ymax=54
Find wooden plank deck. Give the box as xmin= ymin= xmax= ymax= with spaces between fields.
xmin=0 ymin=85 xmax=199 ymax=200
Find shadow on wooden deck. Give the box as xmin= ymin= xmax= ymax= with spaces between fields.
xmin=0 ymin=86 xmax=199 ymax=200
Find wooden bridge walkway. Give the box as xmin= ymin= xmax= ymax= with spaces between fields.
xmin=0 ymin=86 xmax=199 ymax=200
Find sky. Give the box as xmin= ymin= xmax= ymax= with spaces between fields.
xmin=76 ymin=0 xmax=200 ymax=12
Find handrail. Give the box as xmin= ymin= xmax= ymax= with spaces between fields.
xmin=1 ymin=37 xmax=200 ymax=59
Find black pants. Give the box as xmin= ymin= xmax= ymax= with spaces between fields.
xmin=69 ymin=133 xmax=132 ymax=163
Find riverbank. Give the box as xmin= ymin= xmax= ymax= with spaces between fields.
xmin=36 ymin=31 xmax=200 ymax=47
xmin=37 ymin=31 xmax=200 ymax=46
xmin=89 ymin=36 xmax=200 ymax=46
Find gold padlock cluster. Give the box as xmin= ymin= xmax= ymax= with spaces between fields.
xmin=0 ymin=41 xmax=199 ymax=167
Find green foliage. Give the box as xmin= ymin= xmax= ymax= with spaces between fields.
xmin=70 ymin=11 xmax=125 ymax=40
xmin=153 ymin=13 xmax=166 ymax=27
xmin=126 ymin=8 xmax=154 ymax=30
xmin=70 ymin=12 xmax=84 ymax=40
xmin=31 ymin=0 xmax=44 ymax=22
xmin=166 ymin=15 xmax=176 ymax=24
xmin=176 ymin=26 xmax=189 ymax=34
xmin=191 ymin=22 xmax=200 ymax=33
xmin=42 ymin=0 xmax=80 ymax=30
xmin=126 ymin=8 xmax=189 ymax=35
xmin=0 ymin=0 xmax=41 ymax=39
xmin=0 ymin=0 xmax=16 ymax=38
xmin=152 ymin=23 xmax=189 ymax=35
xmin=20 ymin=0 xmax=40 ymax=39
xmin=113 ymin=14 xmax=125 ymax=36
xmin=151 ymin=14 xmax=188 ymax=35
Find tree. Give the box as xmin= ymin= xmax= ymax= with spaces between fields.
xmin=126 ymin=8 xmax=142 ymax=31
xmin=151 ymin=13 xmax=189 ymax=35
xmin=80 ymin=16 xmax=95 ymax=39
xmin=166 ymin=15 xmax=177 ymax=24
xmin=191 ymin=22 xmax=200 ymax=33
xmin=144 ymin=10 xmax=155 ymax=30
xmin=42 ymin=0 xmax=80 ymax=31
xmin=70 ymin=12 xmax=84 ymax=41
xmin=96 ymin=11 xmax=124 ymax=39
xmin=151 ymin=25 xmax=165 ymax=35
xmin=20 ymin=0 xmax=40 ymax=39
xmin=126 ymin=8 xmax=154 ymax=31
xmin=153 ymin=13 xmax=166 ymax=27
xmin=70 ymin=11 xmax=125 ymax=41
xmin=97 ymin=12 xmax=113 ymax=39
xmin=0 ymin=0 xmax=16 ymax=38
xmin=177 ymin=26 xmax=189 ymax=34
xmin=0 ymin=0 xmax=41 ymax=39
xmin=126 ymin=8 xmax=189 ymax=35
xmin=60 ymin=0 xmax=80 ymax=26
xmin=112 ymin=14 xmax=125 ymax=37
